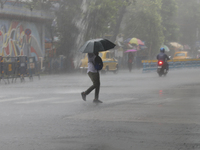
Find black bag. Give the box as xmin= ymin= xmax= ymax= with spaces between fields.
xmin=94 ymin=56 xmax=103 ymax=71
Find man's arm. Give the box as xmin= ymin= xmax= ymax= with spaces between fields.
xmin=166 ymin=54 xmax=170 ymax=60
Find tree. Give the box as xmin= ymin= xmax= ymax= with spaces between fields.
xmin=25 ymin=0 xmax=82 ymax=71
xmin=176 ymin=0 xmax=200 ymax=48
xmin=55 ymin=0 xmax=82 ymax=71
xmin=83 ymin=0 xmax=127 ymax=41
xmin=55 ymin=1 xmax=81 ymax=55
xmin=160 ymin=0 xmax=179 ymax=44
xmin=123 ymin=0 xmax=164 ymax=58
xmin=111 ymin=0 xmax=136 ymax=42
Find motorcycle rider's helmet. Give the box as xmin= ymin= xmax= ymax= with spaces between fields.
xmin=160 ymin=47 xmax=165 ymax=53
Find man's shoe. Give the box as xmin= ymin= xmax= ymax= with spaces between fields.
xmin=93 ymin=99 xmax=103 ymax=103
xmin=81 ymin=92 xmax=86 ymax=101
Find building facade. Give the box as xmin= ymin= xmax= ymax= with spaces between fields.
xmin=0 ymin=1 xmax=53 ymax=61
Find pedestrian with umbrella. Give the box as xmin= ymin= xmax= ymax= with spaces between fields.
xmin=125 ymin=49 xmax=136 ymax=72
xmin=79 ymin=38 xmax=116 ymax=103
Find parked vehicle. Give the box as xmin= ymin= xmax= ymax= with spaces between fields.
xmin=173 ymin=51 xmax=192 ymax=59
xmin=79 ymin=51 xmax=118 ymax=74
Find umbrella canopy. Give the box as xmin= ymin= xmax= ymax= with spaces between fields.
xmin=79 ymin=38 xmax=116 ymax=53
xmin=137 ymin=39 xmax=145 ymax=45
xmin=125 ymin=49 xmax=137 ymax=53
xmin=183 ymin=45 xmax=191 ymax=50
xmin=129 ymin=38 xmax=138 ymax=45
xmin=169 ymin=42 xmax=183 ymax=49
xmin=161 ymin=45 xmax=170 ymax=52
xmin=124 ymin=38 xmax=145 ymax=45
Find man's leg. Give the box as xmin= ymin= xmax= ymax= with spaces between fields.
xmin=93 ymin=72 xmax=100 ymax=100
xmin=81 ymin=72 xmax=95 ymax=101
xmin=82 ymin=72 xmax=101 ymax=103
xmin=93 ymin=72 xmax=102 ymax=103
xmin=85 ymin=72 xmax=96 ymax=95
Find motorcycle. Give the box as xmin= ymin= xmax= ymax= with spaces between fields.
xmin=157 ymin=60 xmax=168 ymax=77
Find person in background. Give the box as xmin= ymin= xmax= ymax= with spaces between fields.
xmin=128 ymin=52 xmax=133 ymax=72
xmin=157 ymin=48 xmax=170 ymax=71
xmin=81 ymin=52 xmax=102 ymax=103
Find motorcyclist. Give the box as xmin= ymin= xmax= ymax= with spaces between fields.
xmin=157 ymin=48 xmax=170 ymax=71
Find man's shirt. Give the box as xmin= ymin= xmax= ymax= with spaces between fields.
xmin=87 ymin=53 xmax=97 ymax=73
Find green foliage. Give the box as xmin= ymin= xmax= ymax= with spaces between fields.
xmin=83 ymin=0 xmax=129 ymax=40
xmin=176 ymin=0 xmax=200 ymax=47
xmin=24 ymin=0 xmax=52 ymax=11
xmin=160 ymin=0 xmax=179 ymax=44
xmin=123 ymin=0 xmax=164 ymax=57
xmin=26 ymin=0 xmax=200 ymax=61
xmin=55 ymin=0 xmax=82 ymax=57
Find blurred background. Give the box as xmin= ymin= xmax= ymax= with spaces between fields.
xmin=0 ymin=0 xmax=200 ymax=73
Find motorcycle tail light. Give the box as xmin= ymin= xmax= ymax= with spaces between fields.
xmin=158 ymin=61 xmax=163 ymax=65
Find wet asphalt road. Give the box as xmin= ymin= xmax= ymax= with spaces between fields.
xmin=1 ymin=68 xmax=200 ymax=150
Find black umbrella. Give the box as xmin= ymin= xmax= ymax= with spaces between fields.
xmin=79 ymin=38 xmax=116 ymax=53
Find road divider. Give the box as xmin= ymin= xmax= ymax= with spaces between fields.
xmin=142 ymin=59 xmax=200 ymax=73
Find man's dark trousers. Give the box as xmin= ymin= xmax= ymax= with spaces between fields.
xmin=85 ymin=72 xmax=100 ymax=99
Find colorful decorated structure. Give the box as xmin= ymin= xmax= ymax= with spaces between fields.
xmin=0 ymin=1 xmax=54 ymax=61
